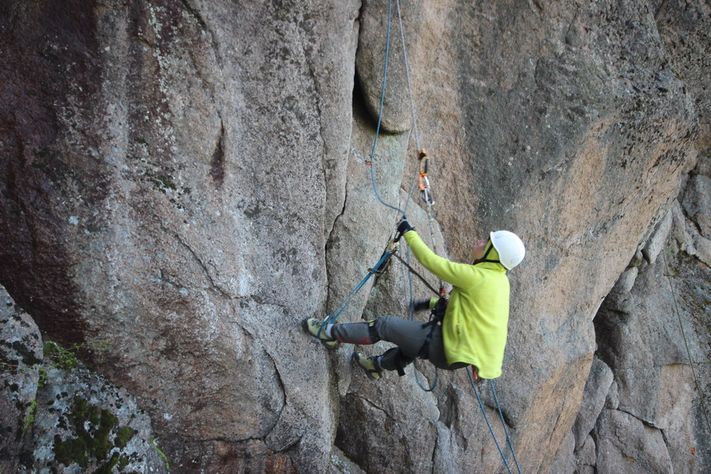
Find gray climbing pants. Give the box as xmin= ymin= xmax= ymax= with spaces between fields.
xmin=331 ymin=316 xmax=467 ymax=372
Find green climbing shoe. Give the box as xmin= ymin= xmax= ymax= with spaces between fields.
xmin=302 ymin=318 xmax=339 ymax=350
xmin=352 ymin=352 xmax=382 ymax=381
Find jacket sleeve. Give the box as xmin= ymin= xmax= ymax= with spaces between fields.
xmin=403 ymin=231 xmax=478 ymax=289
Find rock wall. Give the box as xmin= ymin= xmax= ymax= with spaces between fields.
xmin=551 ymin=0 xmax=711 ymax=471
xmin=0 ymin=0 xmax=709 ymax=472
xmin=1 ymin=286 xmax=166 ymax=472
xmin=551 ymin=170 xmax=711 ymax=473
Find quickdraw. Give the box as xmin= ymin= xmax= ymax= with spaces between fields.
xmin=417 ymin=149 xmax=435 ymax=206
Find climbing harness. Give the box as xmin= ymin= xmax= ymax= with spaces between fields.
xmin=415 ymin=295 xmax=448 ymax=362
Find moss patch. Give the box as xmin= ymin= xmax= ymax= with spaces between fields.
xmin=38 ymin=367 xmax=48 ymax=388
xmin=53 ymin=396 xmax=137 ymax=470
xmin=43 ymin=341 xmax=78 ymax=370
xmin=22 ymin=399 xmax=37 ymax=434
xmin=148 ymin=172 xmax=177 ymax=192
xmin=116 ymin=426 xmax=137 ymax=448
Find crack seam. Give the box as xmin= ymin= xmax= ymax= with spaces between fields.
xmin=179 ymin=0 xmax=223 ymax=66
xmin=324 ymin=183 xmax=349 ymax=314
xmin=167 ymin=227 xmax=232 ymax=299
xmin=616 ymin=407 xmax=660 ymax=429
xmin=355 ymin=394 xmax=396 ymax=422
xmin=231 ymin=322 xmax=289 ymax=446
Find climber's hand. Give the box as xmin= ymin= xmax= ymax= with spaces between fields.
xmin=397 ymin=217 xmax=414 ymax=236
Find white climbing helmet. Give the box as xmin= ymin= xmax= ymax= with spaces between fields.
xmin=489 ymin=231 xmax=526 ymax=270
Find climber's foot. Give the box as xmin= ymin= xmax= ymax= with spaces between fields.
xmin=302 ymin=317 xmax=340 ymax=350
xmin=352 ymin=352 xmax=382 ymax=381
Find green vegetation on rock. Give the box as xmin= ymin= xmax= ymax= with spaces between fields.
xmin=52 ymin=396 xmax=137 ymax=470
xmin=22 ymin=399 xmax=37 ymax=433
xmin=150 ymin=438 xmax=171 ymax=471
xmin=43 ymin=341 xmax=78 ymax=370
xmin=38 ymin=366 xmax=48 ymax=388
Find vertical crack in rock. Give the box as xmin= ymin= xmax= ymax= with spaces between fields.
xmin=210 ymin=119 xmax=226 ymax=187
xmin=299 ymin=34 xmax=325 ymax=160
xmin=262 ymin=348 xmax=287 ymax=440
xmin=430 ymin=430 xmax=438 ymax=474
xmin=548 ymin=410 xmax=565 ymax=445
xmin=178 ymin=0 xmax=222 ymax=66
xmin=236 ymin=322 xmax=289 ymax=449
xmin=438 ymin=385 xmax=458 ymax=429
xmin=324 ymin=185 xmax=349 ymax=313
xmin=654 ymin=0 xmax=670 ymax=21
xmin=659 ymin=428 xmax=671 ymax=454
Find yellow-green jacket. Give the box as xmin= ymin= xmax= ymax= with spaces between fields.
xmin=404 ymin=230 xmax=510 ymax=379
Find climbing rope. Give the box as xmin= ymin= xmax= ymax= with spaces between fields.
xmin=491 ymin=380 xmax=523 ymax=474
xmin=393 ymin=6 xmax=523 ymax=469
xmin=404 ymin=246 xmax=439 ymax=392
xmin=468 ymin=369 xmax=516 ymax=474
xmin=662 ymin=251 xmax=711 ymax=435
xmin=395 ymin=0 xmax=422 ymax=152
xmin=326 ymin=2 xmax=528 ymax=469
xmin=327 ymin=5 xmax=527 ymax=470
xmin=319 ymin=243 xmax=397 ymax=334
xmin=366 ymin=0 xmax=402 ymax=214
xmin=390 ymin=0 xmax=443 ymax=391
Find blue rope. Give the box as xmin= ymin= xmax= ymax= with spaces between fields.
xmin=367 ymin=0 xmax=402 ymax=215
xmin=491 ymin=381 xmax=523 ymax=474
xmin=468 ymin=368 xmax=513 ymax=474
xmin=323 ymin=0 xmax=400 ymax=332
xmin=320 ymin=249 xmax=394 ymax=336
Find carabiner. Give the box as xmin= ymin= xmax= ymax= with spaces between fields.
xmin=417 ymin=149 xmax=435 ymax=206
xmin=419 ymin=173 xmax=435 ymax=206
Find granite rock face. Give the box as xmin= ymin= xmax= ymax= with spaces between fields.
xmin=586 ymin=184 xmax=711 ymax=473
xmin=0 ymin=289 xmax=42 ymax=472
xmin=0 ymin=285 xmax=165 ymax=473
xmin=596 ymin=409 xmax=674 ymax=474
xmin=572 ymin=357 xmax=614 ymax=449
xmin=0 ymin=0 xmax=709 ymax=472
xmin=1 ymin=0 xmax=361 ymax=470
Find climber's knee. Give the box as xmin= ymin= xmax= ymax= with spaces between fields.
xmin=367 ymin=319 xmax=381 ymax=343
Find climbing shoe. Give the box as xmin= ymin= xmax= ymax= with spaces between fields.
xmin=302 ymin=317 xmax=339 ymax=350
xmin=352 ymin=352 xmax=382 ymax=381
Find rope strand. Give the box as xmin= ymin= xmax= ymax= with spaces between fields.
xmin=468 ymin=369 xmax=513 ymax=474
xmin=396 ymin=0 xmax=421 ymax=151
xmin=367 ymin=0 xmax=402 ymax=214
xmin=491 ymin=381 xmax=523 ymax=474
xmin=662 ymin=251 xmax=711 ymax=435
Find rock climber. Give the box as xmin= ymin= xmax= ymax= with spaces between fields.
xmin=303 ymin=217 xmax=525 ymax=380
